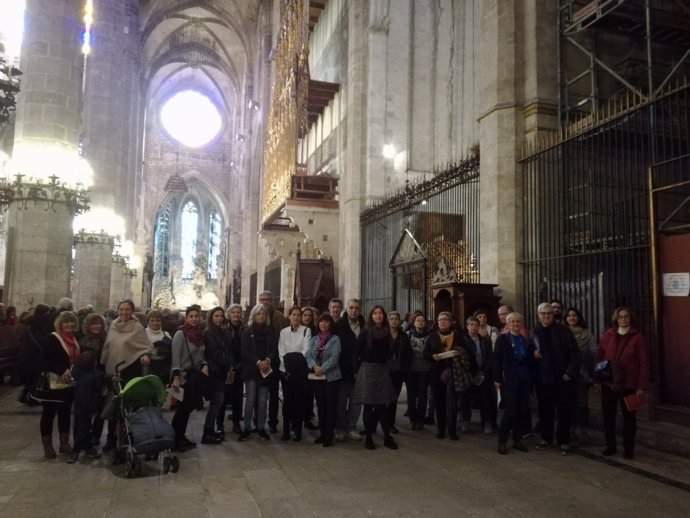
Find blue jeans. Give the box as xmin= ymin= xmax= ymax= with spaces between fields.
xmin=204 ymin=379 xmax=225 ymax=434
xmin=244 ymin=378 xmax=269 ymax=432
xmin=336 ymin=381 xmax=361 ymax=433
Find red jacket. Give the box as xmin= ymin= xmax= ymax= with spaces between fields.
xmin=596 ymin=327 xmax=650 ymax=391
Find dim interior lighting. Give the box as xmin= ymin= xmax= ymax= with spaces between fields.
xmin=247 ymin=99 xmax=260 ymax=110
xmin=421 ymin=200 xmax=428 ymax=206
xmin=382 ymin=143 xmax=396 ymax=159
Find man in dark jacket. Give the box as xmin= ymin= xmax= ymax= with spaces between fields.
xmin=333 ymin=298 xmax=365 ymax=441
xmin=531 ymin=302 xmax=581 ymax=454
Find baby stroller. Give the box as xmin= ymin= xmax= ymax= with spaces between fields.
xmin=111 ymin=364 xmax=179 ymax=477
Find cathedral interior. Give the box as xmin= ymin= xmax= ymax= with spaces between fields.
xmin=1 ymin=1 xmax=690 ymax=421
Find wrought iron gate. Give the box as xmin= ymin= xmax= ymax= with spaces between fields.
xmin=360 ymin=155 xmax=480 ymax=315
xmin=521 ymin=81 xmax=690 ymax=342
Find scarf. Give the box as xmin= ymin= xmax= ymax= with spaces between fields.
xmin=179 ymin=322 xmax=204 ymax=348
xmin=317 ymin=332 xmax=331 ymax=362
xmin=57 ymin=331 xmax=80 ymax=365
xmin=101 ymin=317 xmax=152 ymax=375
xmin=570 ymin=326 xmax=594 ymax=353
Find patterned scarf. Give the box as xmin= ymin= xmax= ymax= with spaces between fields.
xmin=179 ymin=322 xmax=204 ymax=348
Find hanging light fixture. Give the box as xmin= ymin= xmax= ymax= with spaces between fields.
xmin=0 ymin=56 xmax=21 ymax=128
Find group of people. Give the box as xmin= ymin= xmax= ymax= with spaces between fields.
xmin=16 ymin=293 xmax=649 ymax=464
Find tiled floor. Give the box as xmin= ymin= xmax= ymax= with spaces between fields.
xmin=0 ymin=385 xmax=688 ymax=517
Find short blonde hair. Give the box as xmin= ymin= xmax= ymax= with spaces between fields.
xmin=54 ymin=311 xmax=77 ymax=332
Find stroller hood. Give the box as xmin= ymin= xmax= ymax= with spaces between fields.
xmin=120 ymin=375 xmax=166 ymax=407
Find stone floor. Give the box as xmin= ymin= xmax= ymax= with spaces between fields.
xmin=1 ymin=385 xmax=689 ymax=518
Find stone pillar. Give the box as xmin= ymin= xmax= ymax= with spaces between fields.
xmin=477 ymin=0 xmax=523 ymax=307
xmin=109 ymin=258 xmax=125 ymax=308
xmin=4 ymin=0 xmax=84 ymax=310
xmin=4 ymin=188 xmax=78 ymax=310
xmin=72 ymin=231 xmax=114 ymax=311
xmin=339 ymin=0 xmax=369 ymax=300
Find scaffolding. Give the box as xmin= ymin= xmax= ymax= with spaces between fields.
xmin=558 ymin=0 xmax=690 ymax=137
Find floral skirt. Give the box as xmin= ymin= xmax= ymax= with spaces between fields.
xmin=353 ymin=362 xmax=397 ymax=405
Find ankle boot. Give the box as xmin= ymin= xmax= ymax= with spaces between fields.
xmin=42 ymin=435 xmax=56 ymax=459
xmin=58 ymin=433 xmax=72 ymax=454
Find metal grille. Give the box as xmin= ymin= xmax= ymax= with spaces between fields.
xmin=361 ymin=157 xmax=480 ymax=315
xmin=522 ymin=82 xmax=690 ymax=341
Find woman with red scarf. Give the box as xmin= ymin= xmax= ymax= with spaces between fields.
xmin=170 ymin=305 xmax=210 ymax=451
xmin=40 ymin=311 xmax=80 ymax=458
xmin=305 ymin=313 xmax=342 ymax=447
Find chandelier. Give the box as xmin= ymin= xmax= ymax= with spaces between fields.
xmin=0 ymin=55 xmax=22 ymax=127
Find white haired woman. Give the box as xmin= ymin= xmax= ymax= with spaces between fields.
xmin=238 ymin=305 xmax=279 ymax=441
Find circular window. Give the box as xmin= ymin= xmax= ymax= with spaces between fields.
xmin=160 ymin=90 xmax=223 ymax=148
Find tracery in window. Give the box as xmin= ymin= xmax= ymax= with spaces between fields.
xmin=153 ymin=203 xmax=171 ymax=276
xmin=180 ymin=200 xmax=199 ymax=279
xmin=208 ymin=210 xmax=221 ymax=280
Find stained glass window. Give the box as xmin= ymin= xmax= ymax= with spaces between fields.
xmin=181 ymin=201 xmax=198 ymax=278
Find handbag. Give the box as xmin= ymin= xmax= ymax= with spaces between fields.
xmin=30 ymin=372 xmax=72 ymax=403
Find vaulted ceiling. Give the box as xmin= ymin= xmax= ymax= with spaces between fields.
xmin=138 ymin=0 xmax=264 ymax=119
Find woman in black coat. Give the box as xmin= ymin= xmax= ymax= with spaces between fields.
xmin=40 ymin=311 xmax=80 ymax=458
xmin=238 ymin=305 xmax=279 ymax=441
xmin=203 ymin=306 xmax=234 ymax=444
xmin=226 ymin=304 xmax=246 ymax=434
xmin=493 ymin=312 xmax=535 ymax=455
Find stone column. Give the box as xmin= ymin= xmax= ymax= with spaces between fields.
xmin=109 ymin=258 xmax=125 ymax=308
xmin=72 ymin=231 xmax=114 ymax=311
xmin=339 ymin=0 xmax=369 ymax=300
xmin=477 ymin=0 xmax=523 ymax=307
xmin=5 ymin=0 xmax=84 ymax=310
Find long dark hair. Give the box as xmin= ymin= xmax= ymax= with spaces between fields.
xmin=366 ymin=305 xmax=389 ymax=330
xmin=565 ymin=307 xmax=587 ymax=328
xmin=207 ymin=306 xmax=226 ymax=328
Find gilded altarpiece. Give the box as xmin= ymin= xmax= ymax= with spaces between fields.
xmin=262 ymin=0 xmax=311 ymax=223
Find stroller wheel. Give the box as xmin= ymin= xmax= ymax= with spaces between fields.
xmin=171 ymin=456 xmax=180 ymax=473
xmin=162 ymin=456 xmax=171 ymax=474
xmin=124 ymin=460 xmax=134 ymax=478
xmin=134 ymin=458 xmax=143 ymax=476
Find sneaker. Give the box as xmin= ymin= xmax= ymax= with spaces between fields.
xmin=85 ymin=447 xmax=101 ymax=459
xmin=215 ymin=429 xmax=226 ymax=441
xmin=66 ymin=451 xmax=79 ymax=464
xmin=257 ymin=430 xmax=271 ymax=441
xmin=238 ymin=431 xmax=251 ymax=442
xmin=512 ymin=441 xmax=529 ymax=452
xmin=201 ymin=433 xmax=222 ymax=445
xmin=347 ymin=430 xmax=362 ymax=441
xmin=560 ymin=444 xmax=571 ymax=456
xmin=334 ymin=433 xmax=346 ymax=442
xmin=535 ymin=441 xmax=552 ymax=451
